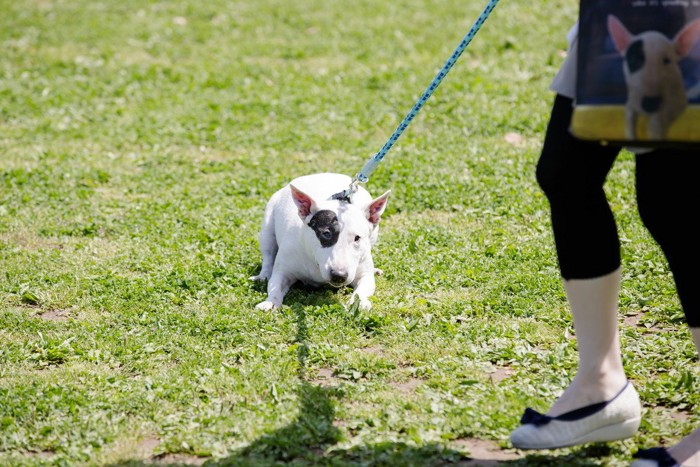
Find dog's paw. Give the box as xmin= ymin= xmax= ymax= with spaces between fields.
xmin=255 ymin=300 xmax=277 ymax=311
xmin=349 ymin=295 xmax=372 ymax=312
xmin=249 ymin=273 xmax=270 ymax=282
xmin=374 ymin=268 xmax=383 ymax=276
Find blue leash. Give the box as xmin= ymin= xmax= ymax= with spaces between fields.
xmin=333 ymin=0 xmax=500 ymax=201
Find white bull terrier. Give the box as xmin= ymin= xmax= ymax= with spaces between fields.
xmin=607 ymin=14 xmax=700 ymax=140
xmin=250 ymin=173 xmax=390 ymax=311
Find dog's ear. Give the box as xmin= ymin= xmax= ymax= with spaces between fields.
xmin=608 ymin=15 xmax=632 ymax=53
xmin=366 ymin=190 xmax=390 ymax=225
xmin=290 ymin=184 xmax=317 ymax=220
xmin=674 ymin=18 xmax=700 ymax=57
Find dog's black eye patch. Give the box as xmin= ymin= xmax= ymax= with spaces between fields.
xmin=308 ymin=210 xmax=339 ymax=248
xmin=625 ymin=40 xmax=645 ymax=74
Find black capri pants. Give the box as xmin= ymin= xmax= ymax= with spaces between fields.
xmin=535 ymin=94 xmax=700 ymax=327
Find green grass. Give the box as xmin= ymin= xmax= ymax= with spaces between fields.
xmin=1 ymin=0 xmax=697 ymax=465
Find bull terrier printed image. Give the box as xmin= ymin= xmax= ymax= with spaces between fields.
xmin=607 ymin=14 xmax=700 ymax=139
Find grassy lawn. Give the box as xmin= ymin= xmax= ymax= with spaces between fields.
xmin=1 ymin=0 xmax=697 ymax=465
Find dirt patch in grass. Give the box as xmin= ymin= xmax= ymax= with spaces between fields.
xmin=451 ymin=438 xmax=521 ymax=465
xmin=669 ymin=410 xmax=691 ymax=422
xmin=36 ymin=309 xmax=71 ymax=321
xmin=623 ymin=312 xmax=669 ymax=332
xmin=150 ymin=453 xmax=208 ymax=465
xmin=487 ymin=367 xmax=514 ymax=384
xmin=25 ymin=450 xmax=56 ymax=459
xmin=654 ymin=407 xmax=691 ymax=423
xmin=0 ymin=232 xmax=63 ymax=251
xmin=311 ymin=367 xmax=343 ymax=387
xmin=389 ymin=377 xmax=423 ymax=394
xmin=361 ymin=345 xmax=386 ymax=357
xmin=623 ymin=312 xmax=645 ymax=328
xmin=138 ymin=437 xmax=160 ymax=457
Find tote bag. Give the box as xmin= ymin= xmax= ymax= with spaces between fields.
xmin=571 ymin=0 xmax=700 ymax=147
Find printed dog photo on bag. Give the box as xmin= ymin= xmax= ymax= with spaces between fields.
xmin=571 ymin=2 xmax=700 ymax=145
xmin=607 ymin=14 xmax=700 ymax=139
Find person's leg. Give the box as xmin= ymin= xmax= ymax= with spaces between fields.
xmin=666 ymin=321 xmax=700 ymax=462
xmin=665 ymin=329 xmax=700 ymax=466
xmin=535 ymin=94 xmax=627 ymax=415
xmin=634 ymin=149 xmax=700 ymax=465
xmin=552 ymin=268 xmax=628 ymax=415
xmin=510 ymin=95 xmax=640 ymax=449
xmin=631 ymin=331 xmax=700 ymax=467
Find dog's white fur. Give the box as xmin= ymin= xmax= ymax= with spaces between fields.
xmin=250 ymin=173 xmax=390 ymax=311
xmin=608 ymin=14 xmax=700 ymax=139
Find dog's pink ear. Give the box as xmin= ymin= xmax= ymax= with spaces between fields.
xmin=608 ymin=14 xmax=632 ymax=53
xmin=290 ymin=184 xmax=316 ymax=219
xmin=366 ymin=190 xmax=390 ymax=225
xmin=674 ymin=18 xmax=700 ymax=57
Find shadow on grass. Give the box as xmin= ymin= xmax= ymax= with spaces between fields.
xmin=206 ymin=306 xmax=472 ymax=467
xmin=248 ymin=272 xmax=352 ymax=310
xmin=111 ymin=305 xmax=619 ymax=467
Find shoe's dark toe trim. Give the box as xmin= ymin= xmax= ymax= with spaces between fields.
xmin=519 ymin=382 xmax=631 ymax=427
xmin=519 ymin=407 xmax=551 ymax=426
xmin=633 ymin=447 xmax=678 ymax=467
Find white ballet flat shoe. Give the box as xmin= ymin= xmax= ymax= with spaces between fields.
xmin=510 ymin=382 xmax=642 ymax=450
xmin=630 ymin=447 xmax=679 ymax=467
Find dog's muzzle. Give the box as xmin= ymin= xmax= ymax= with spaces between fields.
xmin=330 ymin=271 xmax=349 ymax=287
xmin=641 ymin=96 xmax=662 ymax=113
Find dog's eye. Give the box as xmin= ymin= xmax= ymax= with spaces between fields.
xmin=321 ymin=230 xmax=333 ymax=240
xmin=663 ymin=57 xmax=671 ymax=65
xmin=354 ymin=235 xmax=361 ymax=242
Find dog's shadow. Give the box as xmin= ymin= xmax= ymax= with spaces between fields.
xmin=202 ymin=306 xmax=482 ymax=466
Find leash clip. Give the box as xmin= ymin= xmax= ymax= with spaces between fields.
xmin=330 ymin=177 xmax=360 ymax=203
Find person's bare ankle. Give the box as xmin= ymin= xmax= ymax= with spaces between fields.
xmin=547 ymin=371 xmax=627 ymax=417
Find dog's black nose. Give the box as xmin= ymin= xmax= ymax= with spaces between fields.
xmin=642 ymin=96 xmax=662 ymax=113
xmin=330 ymin=271 xmax=348 ymax=285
